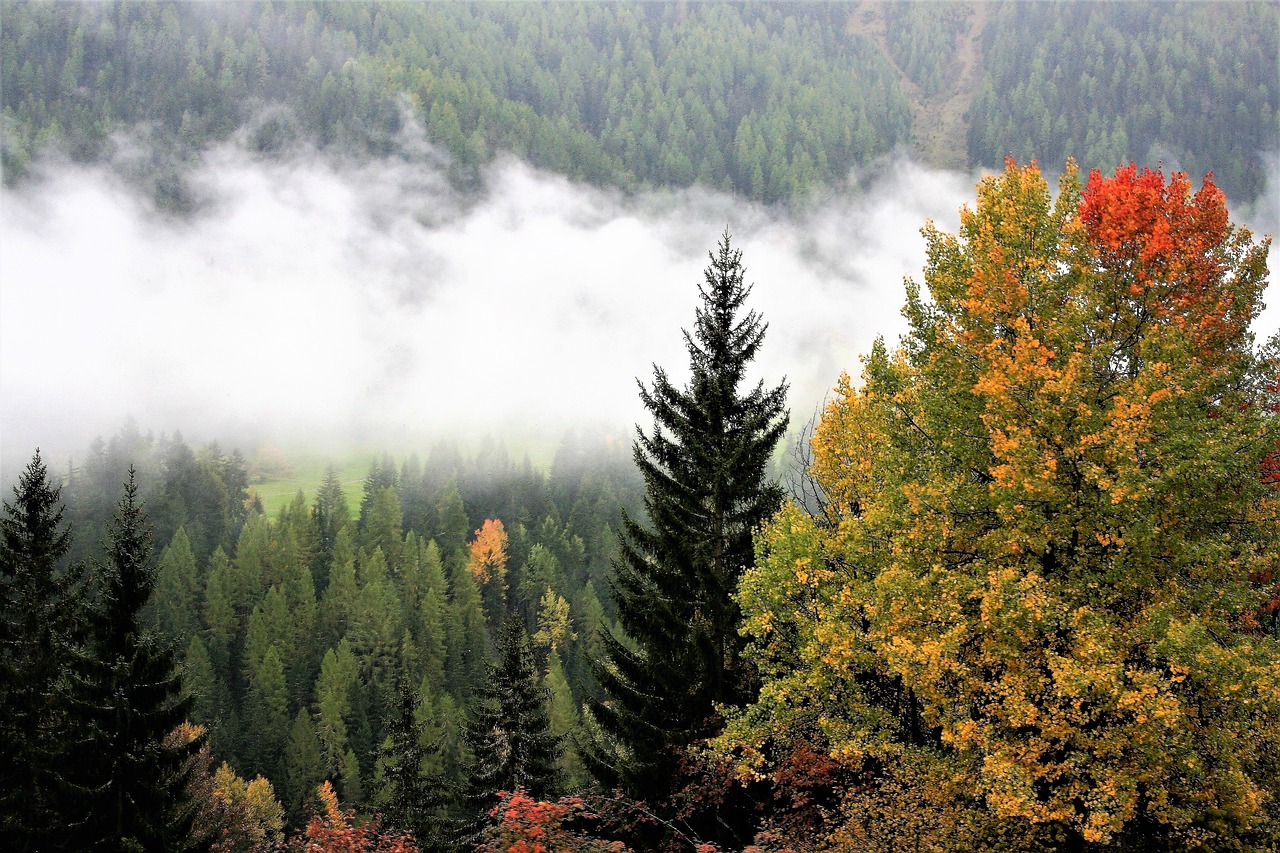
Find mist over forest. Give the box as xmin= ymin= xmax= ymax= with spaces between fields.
xmin=2 ymin=3 xmax=1279 ymax=852
xmin=1 ymin=141 xmax=996 ymax=471
xmin=3 ymin=0 xmax=1277 ymax=473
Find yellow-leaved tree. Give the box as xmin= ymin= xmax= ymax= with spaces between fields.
xmin=716 ymin=160 xmax=1280 ymax=851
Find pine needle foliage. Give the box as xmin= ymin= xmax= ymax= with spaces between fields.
xmin=589 ymin=232 xmax=789 ymax=801
xmin=74 ymin=469 xmax=204 ymax=851
xmin=0 ymin=450 xmax=87 ymax=850
xmin=462 ymin=617 xmax=561 ymax=824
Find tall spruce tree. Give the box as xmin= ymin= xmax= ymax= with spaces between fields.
xmin=373 ymin=675 xmax=447 ymax=850
xmin=0 ymin=450 xmax=87 ymax=850
xmin=589 ymin=233 xmax=788 ymax=802
xmin=75 ymin=468 xmax=203 ymax=851
xmin=461 ymin=618 xmax=561 ymax=825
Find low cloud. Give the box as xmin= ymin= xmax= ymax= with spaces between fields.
xmin=2 ymin=142 xmax=1275 ymax=471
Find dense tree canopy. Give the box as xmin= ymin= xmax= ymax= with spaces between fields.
xmin=2 ymin=2 xmax=1274 ymax=203
xmin=716 ymin=160 xmax=1280 ymax=850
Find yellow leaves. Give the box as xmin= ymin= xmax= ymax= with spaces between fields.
xmin=719 ymin=158 xmax=1280 ymax=850
xmin=469 ymin=518 xmax=508 ymax=585
xmin=317 ymin=779 xmax=343 ymax=828
xmin=214 ymin=761 xmax=285 ymax=848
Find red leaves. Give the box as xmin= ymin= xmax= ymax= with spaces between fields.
xmin=1080 ymin=163 xmax=1245 ymax=356
xmin=475 ymin=789 xmax=632 ymax=853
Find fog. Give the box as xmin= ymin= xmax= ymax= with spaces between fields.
xmin=2 ymin=143 xmax=1277 ymax=474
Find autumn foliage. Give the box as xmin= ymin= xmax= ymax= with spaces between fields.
xmin=470 ymin=518 xmax=509 ymax=586
xmin=718 ymin=160 xmax=1279 ymax=850
xmin=281 ymin=781 xmax=419 ymax=853
xmin=474 ymin=789 xmax=633 ymax=853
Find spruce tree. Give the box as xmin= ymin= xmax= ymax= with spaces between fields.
xmin=373 ymin=676 xmax=447 ymax=849
xmin=0 ymin=450 xmax=87 ymax=850
xmin=75 ymin=468 xmax=203 ymax=851
xmin=589 ymin=233 xmax=788 ymax=801
xmin=461 ymin=618 xmax=561 ymax=823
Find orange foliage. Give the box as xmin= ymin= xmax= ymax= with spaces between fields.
xmin=281 ymin=781 xmax=419 ymax=853
xmin=475 ymin=789 xmax=633 ymax=853
xmin=470 ymin=518 xmax=509 ymax=586
xmin=1080 ymin=163 xmax=1257 ymax=360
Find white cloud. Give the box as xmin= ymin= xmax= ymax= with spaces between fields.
xmin=2 ymin=144 xmax=1273 ymax=469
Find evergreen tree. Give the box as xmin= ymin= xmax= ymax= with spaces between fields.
xmin=74 ymin=468 xmax=203 ymax=851
xmin=417 ymin=539 xmax=449 ymax=695
xmin=154 ymin=525 xmax=200 ymax=646
xmin=373 ymin=676 xmax=447 ymax=849
xmin=201 ymin=546 xmax=236 ymax=677
xmin=283 ymin=709 xmax=325 ymax=824
xmin=462 ymin=617 xmax=561 ymax=824
xmin=312 ymin=464 xmax=350 ymax=593
xmin=0 ymin=450 xmax=87 ymax=850
xmin=319 ymin=527 xmax=357 ymax=650
xmin=589 ymin=233 xmax=788 ymax=804
xmin=244 ymin=644 xmax=290 ymax=784
xmin=445 ymin=545 xmax=488 ymax=700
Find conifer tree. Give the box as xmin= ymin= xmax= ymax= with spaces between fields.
xmin=312 ymin=464 xmax=350 ymax=593
xmin=446 ymin=545 xmax=489 ymax=700
xmin=0 ymin=450 xmax=87 ymax=849
xmin=417 ymin=540 xmax=449 ymax=694
xmin=74 ymin=468 xmax=203 ymax=850
xmin=462 ymin=618 xmax=561 ymax=821
xmin=284 ymin=709 xmax=325 ymax=823
xmin=319 ymin=527 xmax=358 ymax=650
xmin=589 ymin=233 xmax=788 ymax=802
xmin=202 ymin=546 xmax=236 ymax=677
xmin=155 ymin=525 xmax=200 ymax=645
xmin=374 ymin=676 xmax=447 ymax=849
xmin=245 ymin=644 xmax=290 ymax=783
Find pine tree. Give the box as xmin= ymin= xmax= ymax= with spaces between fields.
xmin=373 ymin=676 xmax=447 ymax=849
xmin=589 ymin=233 xmax=788 ymax=801
xmin=245 ymin=644 xmax=290 ymax=784
xmin=284 ymin=709 xmax=325 ymax=824
xmin=462 ymin=617 xmax=561 ymax=822
xmin=0 ymin=450 xmax=87 ymax=849
xmin=446 ymin=545 xmax=489 ymax=700
xmin=74 ymin=468 xmax=203 ymax=850
xmin=313 ymin=464 xmax=350 ymax=594
xmin=154 ymin=525 xmax=200 ymax=646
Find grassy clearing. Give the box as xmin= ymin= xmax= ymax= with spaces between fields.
xmin=242 ymin=431 xmax=580 ymax=519
xmin=246 ymin=452 xmax=370 ymax=519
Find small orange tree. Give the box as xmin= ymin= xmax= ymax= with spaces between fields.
xmin=282 ymin=781 xmax=419 ymax=853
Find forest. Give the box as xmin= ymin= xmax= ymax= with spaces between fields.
xmin=5 ymin=161 xmax=1279 ymax=852
xmin=3 ymin=1 xmax=1280 ymax=851
xmin=2 ymin=2 xmax=1277 ymax=204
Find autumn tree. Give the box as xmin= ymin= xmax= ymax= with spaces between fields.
xmin=589 ymin=233 xmax=788 ymax=817
xmin=473 ymin=789 xmax=635 ymax=853
xmin=717 ymin=161 xmax=1280 ymax=850
xmin=281 ymin=781 xmax=418 ymax=853
xmin=470 ymin=518 xmax=509 ymax=629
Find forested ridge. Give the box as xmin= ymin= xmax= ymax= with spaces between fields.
xmin=2 ymin=1 xmax=1276 ymax=204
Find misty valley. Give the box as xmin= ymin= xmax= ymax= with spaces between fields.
xmin=2 ymin=3 xmax=1279 ymax=853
